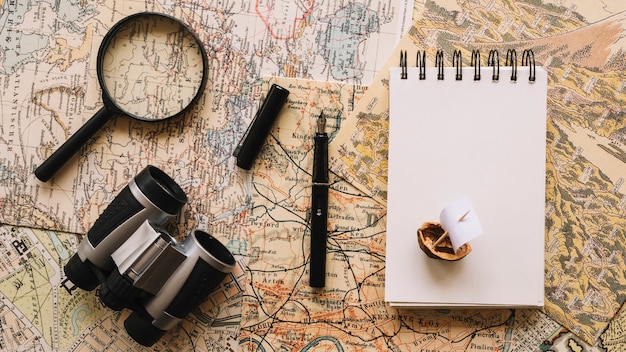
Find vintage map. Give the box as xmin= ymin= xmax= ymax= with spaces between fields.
xmin=0 ymin=224 xmax=246 ymax=351
xmin=239 ymin=77 xmax=565 ymax=351
xmin=0 ymin=0 xmax=410 ymax=235
xmin=0 ymin=0 xmax=625 ymax=351
xmin=0 ymin=0 xmax=409 ymax=351
xmin=329 ymin=0 xmax=626 ymax=349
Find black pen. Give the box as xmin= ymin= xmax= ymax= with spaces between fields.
xmin=310 ymin=112 xmax=329 ymax=288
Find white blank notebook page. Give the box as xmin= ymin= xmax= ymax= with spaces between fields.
xmin=385 ymin=65 xmax=547 ymax=307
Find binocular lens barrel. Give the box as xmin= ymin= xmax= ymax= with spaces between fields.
xmin=64 ymin=165 xmax=187 ymax=290
xmin=124 ymin=229 xmax=236 ymax=347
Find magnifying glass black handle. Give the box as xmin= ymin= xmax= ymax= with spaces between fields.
xmin=35 ymin=107 xmax=113 ymax=182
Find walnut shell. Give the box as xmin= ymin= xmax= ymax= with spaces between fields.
xmin=417 ymin=222 xmax=472 ymax=261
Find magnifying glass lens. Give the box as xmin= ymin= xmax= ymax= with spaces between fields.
xmin=100 ymin=15 xmax=205 ymax=120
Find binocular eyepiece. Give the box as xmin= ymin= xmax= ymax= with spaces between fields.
xmin=64 ymin=166 xmax=235 ymax=346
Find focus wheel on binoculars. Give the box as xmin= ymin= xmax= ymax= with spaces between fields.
xmin=99 ymin=270 xmax=142 ymax=311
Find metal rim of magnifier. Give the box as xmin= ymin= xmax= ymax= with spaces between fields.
xmin=95 ymin=12 xmax=209 ymax=120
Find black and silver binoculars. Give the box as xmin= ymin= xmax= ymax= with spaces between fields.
xmin=63 ymin=165 xmax=235 ymax=346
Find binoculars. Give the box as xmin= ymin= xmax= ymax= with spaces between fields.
xmin=64 ymin=165 xmax=235 ymax=346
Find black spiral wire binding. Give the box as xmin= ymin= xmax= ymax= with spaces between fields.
xmin=416 ymin=50 xmax=426 ymax=80
xmin=400 ymin=50 xmax=407 ymax=79
xmin=522 ymin=49 xmax=536 ymax=82
xmin=453 ymin=50 xmax=462 ymax=80
xmin=506 ymin=49 xmax=517 ymax=81
xmin=435 ymin=50 xmax=444 ymax=80
xmin=471 ymin=50 xmax=481 ymax=81
xmin=397 ymin=49 xmax=532 ymax=82
xmin=488 ymin=50 xmax=500 ymax=81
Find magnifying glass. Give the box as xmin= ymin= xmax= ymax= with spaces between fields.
xmin=35 ymin=12 xmax=208 ymax=182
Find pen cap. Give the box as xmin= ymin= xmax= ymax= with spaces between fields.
xmin=234 ymin=84 xmax=289 ymax=169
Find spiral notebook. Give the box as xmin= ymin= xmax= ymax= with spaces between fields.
xmin=385 ymin=50 xmax=547 ymax=308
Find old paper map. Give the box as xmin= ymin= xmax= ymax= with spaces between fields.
xmin=239 ymin=76 xmax=566 ymax=351
xmin=329 ymin=0 xmax=626 ymax=348
xmin=0 ymin=0 xmax=410 ymax=351
xmin=0 ymin=0 xmax=410 ymax=234
xmin=0 ymin=224 xmax=246 ymax=351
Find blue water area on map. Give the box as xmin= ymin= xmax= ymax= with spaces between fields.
xmin=71 ymin=303 xmax=93 ymax=335
xmin=0 ymin=0 xmax=96 ymax=74
xmin=316 ymin=2 xmax=381 ymax=81
xmin=47 ymin=230 xmax=71 ymax=261
xmin=241 ymin=336 xmax=345 ymax=351
xmin=302 ymin=336 xmax=345 ymax=351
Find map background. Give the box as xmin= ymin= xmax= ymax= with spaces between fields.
xmin=329 ymin=0 xmax=626 ymax=350
xmin=0 ymin=0 xmax=625 ymax=351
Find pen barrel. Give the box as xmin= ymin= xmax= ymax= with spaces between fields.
xmin=310 ymin=132 xmax=328 ymax=288
xmin=309 ymin=183 xmax=328 ymax=288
